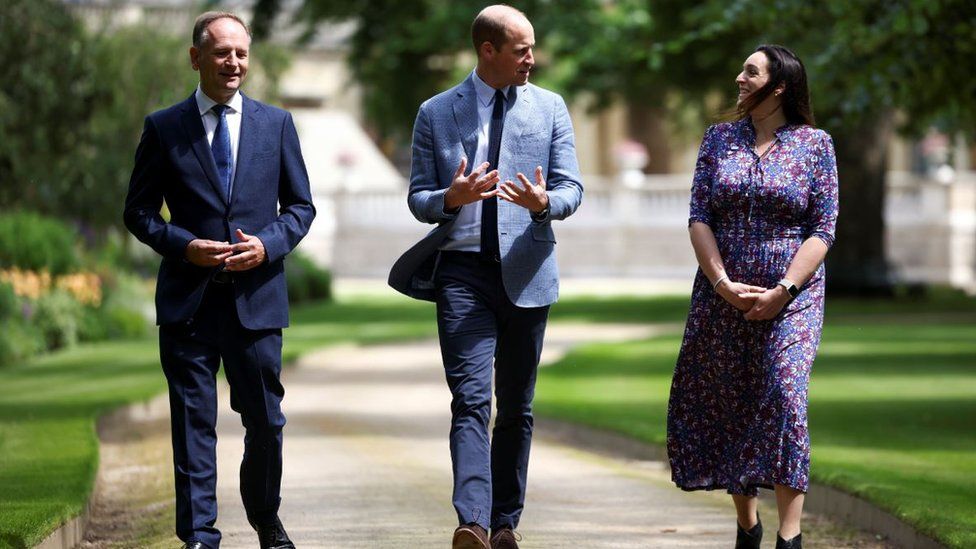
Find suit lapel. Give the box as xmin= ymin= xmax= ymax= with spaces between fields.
xmin=452 ymin=76 xmax=479 ymax=177
xmin=180 ymin=93 xmax=227 ymax=206
xmin=230 ymin=94 xmax=261 ymax=210
xmin=498 ymin=85 xmax=533 ymax=227
xmin=501 ymin=84 xmax=531 ymax=148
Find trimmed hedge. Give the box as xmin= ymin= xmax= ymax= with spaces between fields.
xmin=0 ymin=211 xmax=80 ymax=275
xmin=286 ymin=252 xmax=332 ymax=304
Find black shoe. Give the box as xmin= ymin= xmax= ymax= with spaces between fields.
xmin=735 ymin=515 xmax=762 ymax=549
xmin=181 ymin=542 xmax=205 ymax=549
xmin=776 ymin=532 xmax=802 ymax=549
xmin=256 ymin=516 xmax=296 ymax=549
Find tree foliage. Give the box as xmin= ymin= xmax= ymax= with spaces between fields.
xmin=0 ymin=0 xmax=99 ymax=218
xmin=0 ymin=0 xmax=290 ymax=236
xmin=260 ymin=0 xmax=976 ymax=291
xmin=658 ymin=0 xmax=976 ymax=135
xmin=267 ymin=0 xmax=491 ymax=145
xmin=645 ymin=0 xmax=976 ymax=292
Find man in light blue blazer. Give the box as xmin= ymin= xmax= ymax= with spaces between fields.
xmin=389 ymin=6 xmax=583 ymax=548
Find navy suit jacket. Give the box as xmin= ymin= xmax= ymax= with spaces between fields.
xmin=124 ymin=92 xmax=315 ymax=330
xmin=389 ymin=75 xmax=583 ymax=307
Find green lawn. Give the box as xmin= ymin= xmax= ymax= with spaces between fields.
xmin=0 ymin=291 xmax=687 ymax=547
xmin=3 ymin=289 xmax=972 ymax=547
xmin=0 ymin=294 xmax=435 ymax=549
xmin=534 ymin=290 xmax=976 ymax=549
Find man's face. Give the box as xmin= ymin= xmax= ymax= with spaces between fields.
xmin=190 ymin=17 xmax=250 ymax=100
xmin=487 ymin=18 xmax=535 ymax=87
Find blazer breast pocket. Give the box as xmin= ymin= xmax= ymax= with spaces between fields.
xmin=251 ymin=147 xmax=277 ymax=160
xmin=519 ymin=128 xmax=550 ymax=143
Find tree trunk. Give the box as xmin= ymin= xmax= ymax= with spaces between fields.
xmin=826 ymin=113 xmax=896 ymax=296
xmin=627 ymin=102 xmax=672 ymax=174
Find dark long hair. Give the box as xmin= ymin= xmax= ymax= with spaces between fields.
xmin=730 ymin=44 xmax=816 ymax=127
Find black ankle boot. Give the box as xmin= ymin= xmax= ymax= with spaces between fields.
xmin=734 ymin=515 xmax=762 ymax=549
xmin=776 ymin=532 xmax=802 ymax=549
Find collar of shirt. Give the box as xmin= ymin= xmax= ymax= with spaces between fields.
xmin=195 ymin=85 xmax=243 ymax=117
xmin=735 ymin=117 xmax=799 ymax=147
xmin=472 ymin=70 xmax=510 ymax=109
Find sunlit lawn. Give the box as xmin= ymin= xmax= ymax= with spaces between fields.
xmin=2 ymin=288 xmax=971 ymax=547
xmin=534 ymin=291 xmax=976 ymax=549
xmin=0 ymin=291 xmax=691 ymax=547
xmin=0 ymin=294 xmax=433 ymax=548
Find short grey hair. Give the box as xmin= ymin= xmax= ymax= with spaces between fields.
xmin=192 ymin=11 xmax=251 ymax=48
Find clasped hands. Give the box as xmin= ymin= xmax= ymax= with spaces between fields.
xmin=186 ymin=229 xmax=266 ymax=271
xmin=716 ymin=278 xmax=791 ymax=321
xmin=443 ymin=157 xmax=548 ymax=214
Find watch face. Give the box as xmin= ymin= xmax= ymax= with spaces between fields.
xmin=780 ymin=280 xmax=799 ymax=298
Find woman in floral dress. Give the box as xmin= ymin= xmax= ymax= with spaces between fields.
xmin=667 ymin=45 xmax=839 ymax=549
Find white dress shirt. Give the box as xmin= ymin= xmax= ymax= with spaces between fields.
xmin=195 ymin=86 xmax=243 ymax=196
xmin=439 ymin=71 xmax=510 ymax=252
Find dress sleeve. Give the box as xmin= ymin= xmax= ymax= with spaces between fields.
xmin=806 ymin=133 xmax=840 ymax=248
xmin=688 ymin=125 xmax=717 ymax=227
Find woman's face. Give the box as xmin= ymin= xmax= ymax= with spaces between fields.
xmin=735 ymin=51 xmax=770 ymax=107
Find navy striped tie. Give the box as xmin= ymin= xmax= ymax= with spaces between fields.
xmin=211 ymin=104 xmax=232 ymax=201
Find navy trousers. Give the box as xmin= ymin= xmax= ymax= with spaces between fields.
xmin=159 ymin=282 xmax=286 ymax=548
xmin=434 ymin=251 xmax=549 ymax=531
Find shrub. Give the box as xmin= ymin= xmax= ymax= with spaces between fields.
xmin=91 ymin=229 xmax=161 ymax=278
xmin=33 ymin=290 xmax=82 ymax=350
xmin=0 ymin=281 xmax=16 ymax=319
xmin=0 ymin=318 xmax=43 ymax=368
xmin=0 ymin=282 xmax=42 ymax=367
xmin=0 ymin=211 xmax=80 ymax=275
xmin=78 ymin=271 xmax=151 ymax=342
xmin=79 ymin=305 xmax=148 ymax=342
xmin=286 ymin=252 xmax=333 ymax=305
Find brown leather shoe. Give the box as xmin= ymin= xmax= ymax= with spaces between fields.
xmin=490 ymin=528 xmax=520 ymax=549
xmin=453 ymin=524 xmax=489 ymax=549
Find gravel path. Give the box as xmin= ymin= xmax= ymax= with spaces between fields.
xmin=211 ymin=324 xmax=746 ymax=548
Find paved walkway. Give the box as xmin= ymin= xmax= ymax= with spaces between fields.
xmin=210 ymin=323 xmax=752 ymax=548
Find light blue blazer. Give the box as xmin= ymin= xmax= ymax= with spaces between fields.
xmin=389 ymin=74 xmax=583 ymax=307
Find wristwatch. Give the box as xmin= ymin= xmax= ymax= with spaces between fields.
xmin=530 ymin=204 xmax=550 ymax=222
xmin=777 ymin=278 xmax=799 ymax=299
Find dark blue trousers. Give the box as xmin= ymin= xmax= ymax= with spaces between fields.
xmin=159 ymin=282 xmax=286 ymax=549
xmin=435 ymin=251 xmax=549 ymax=531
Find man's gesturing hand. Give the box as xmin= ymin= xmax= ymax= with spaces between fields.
xmin=186 ymin=239 xmax=233 ymax=267
xmin=443 ymin=157 xmax=499 ymax=211
xmin=224 ymin=229 xmax=267 ymax=271
xmin=498 ymin=166 xmax=549 ymax=214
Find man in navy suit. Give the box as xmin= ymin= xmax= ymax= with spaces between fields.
xmin=389 ymin=5 xmax=583 ymax=548
xmin=124 ymin=12 xmax=314 ymax=549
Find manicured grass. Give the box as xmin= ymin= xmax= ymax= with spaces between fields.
xmin=4 ymin=288 xmax=971 ymax=547
xmin=0 ymin=294 xmax=435 ymax=548
xmin=0 ymin=291 xmax=685 ymax=546
xmin=534 ymin=290 xmax=976 ymax=548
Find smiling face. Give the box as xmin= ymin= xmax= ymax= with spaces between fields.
xmin=190 ymin=17 xmax=250 ymax=103
xmin=480 ymin=15 xmax=535 ymax=88
xmin=735 ymin=51 xmax=771 ymax=107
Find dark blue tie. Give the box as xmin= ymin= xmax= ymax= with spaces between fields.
xmin=211 ymin=104 xmax=232 ymax=201
xmin=481 ymin=89 xmax=506 ymax=261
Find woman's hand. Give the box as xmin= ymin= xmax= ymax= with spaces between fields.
xmin=739 ymin=286 xmax=792 ymax=320
xmin=716 ymin=280 xmax=768 ymax=311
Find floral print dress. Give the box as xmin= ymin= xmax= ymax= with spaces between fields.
xmin=667 ymin=119 xmax=839 ymax=495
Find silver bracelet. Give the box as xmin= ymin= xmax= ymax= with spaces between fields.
xmin=712 ymin=275 xmax=728 ymax=290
